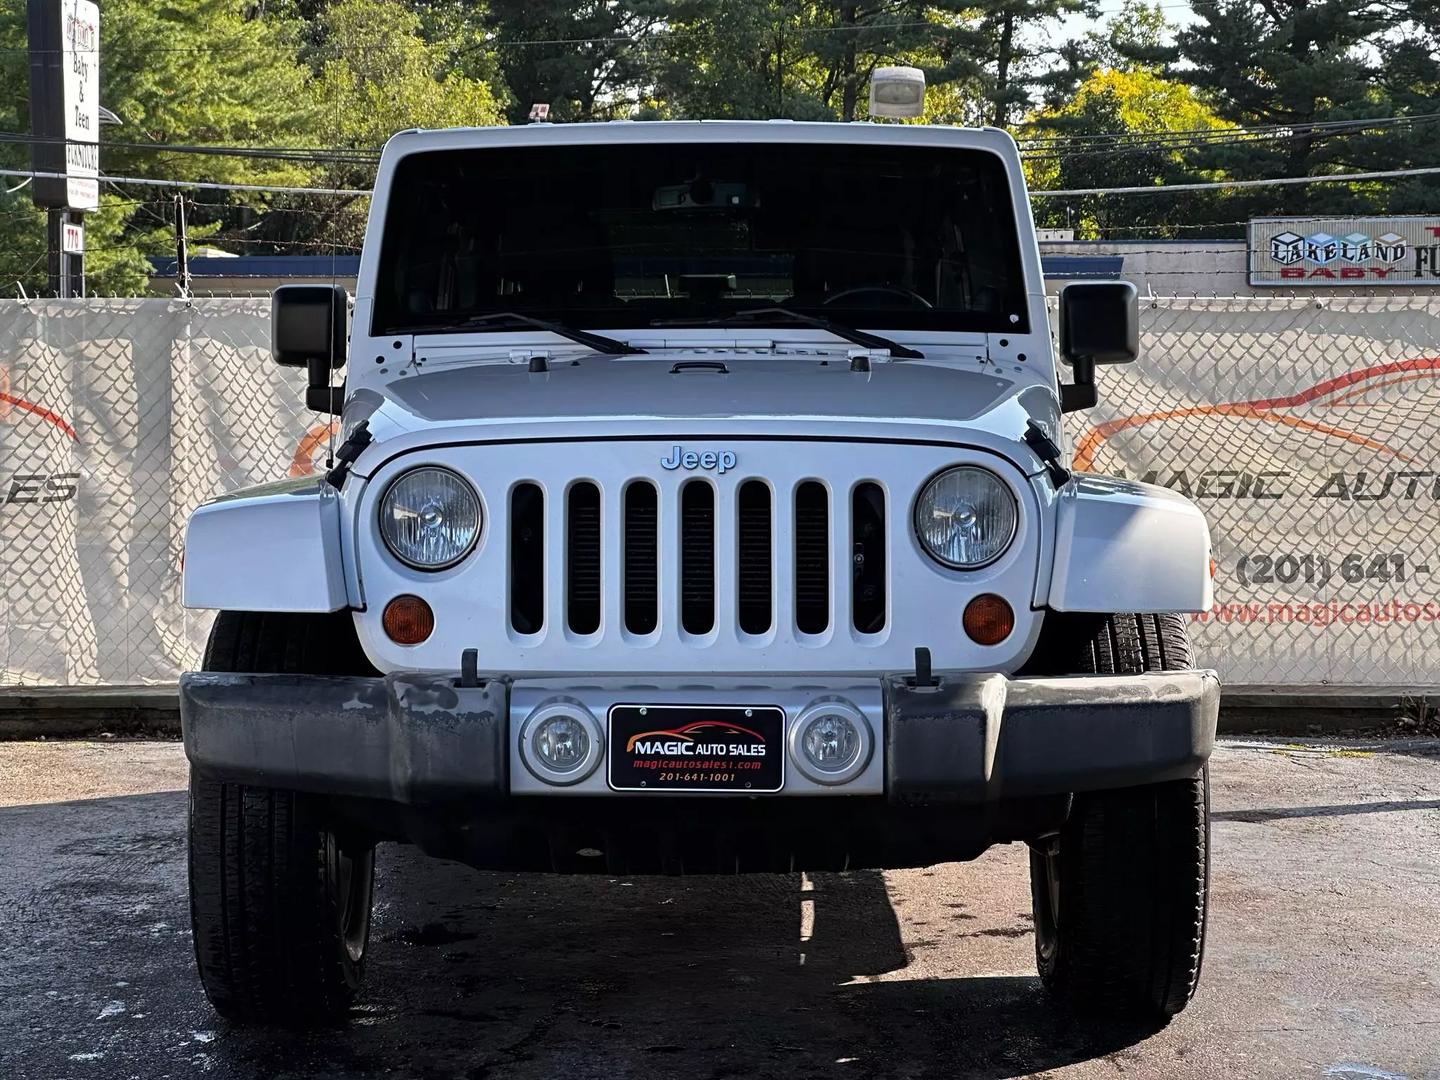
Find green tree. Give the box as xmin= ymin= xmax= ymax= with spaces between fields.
xmin=1024 ymin=67 xmax=1234 ymax=237
xmin=973 ymin=0 xmax=1098 ymax=128
xmin=483 ymin=0 xmax=663 ymax=124
xmin=250 ymin=0 xmax=508 ymax=253
xmin=0 ymin=0 xmax=317 ymax=294
xmin=312 ymin=0 xmax=504 ymax=148
xmin=1171 ymin=0 xmax=1440 ymax=215
xmin=646 ymin=0 xmax=994 ymax=124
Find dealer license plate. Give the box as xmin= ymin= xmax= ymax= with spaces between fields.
xmin=607 ymin=704 xmax=785 ymax=792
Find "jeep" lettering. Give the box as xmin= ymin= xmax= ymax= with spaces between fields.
xmin=660 ymin=446 xmax=737 ymax=474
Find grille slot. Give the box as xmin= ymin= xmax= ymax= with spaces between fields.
xmin=623 ymin=482 xmax=659 ymax=635
xmin=680 ymin=481 xmax=715 ymax=634
xmin=794 ymin=481 xmax=830 ymax=635
xmin=509 ymin=482 xmax=545 ymax=635
xmin=737 ymin=481 xmax=773 ymax=635
xmin=851 ymin=482 xmax=886 ymax=634
xmin=567 ymin=482 xmax=601 ymax=634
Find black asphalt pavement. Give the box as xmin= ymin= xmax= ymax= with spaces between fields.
xmin=2 ymin=738 xmax=1438 ymax=1079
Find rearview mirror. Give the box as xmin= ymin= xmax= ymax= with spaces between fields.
xmin=1057 ymin=281 xmax=1138 ymax=413
xmin=272 ymin=284 xmax=348 ymax=414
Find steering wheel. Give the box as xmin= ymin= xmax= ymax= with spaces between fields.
xmin=821 ymin=285 xmax=933 ymax=309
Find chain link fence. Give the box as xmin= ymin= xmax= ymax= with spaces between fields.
xmin=1 ymin=295 xmax=1437 ymax=687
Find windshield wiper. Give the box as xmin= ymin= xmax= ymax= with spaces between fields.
xmin=652 ymin=306 xmax=923 ymax=360
xmin=410 ymin=311 xmax=646 ymax=356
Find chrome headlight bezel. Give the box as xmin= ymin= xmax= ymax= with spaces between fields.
xmin=378 ymin=466 xmax=482 ymax=571
xmin=912 ymin=465 xmax=1018 ymax=570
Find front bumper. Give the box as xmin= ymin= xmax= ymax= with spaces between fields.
xmin=180 ymin=669 xmax=1219 ymax=806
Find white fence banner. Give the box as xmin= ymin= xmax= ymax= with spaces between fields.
xmin=0 ymin=296 xmax=1437 ymax=686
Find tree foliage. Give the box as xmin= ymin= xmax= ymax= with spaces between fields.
xmin=0 ymin=0 xmax=1435 ymax=292
xmin=1025 ymin=67 xmax=1232 ymax=237
xmin=1170 ymin=0 xmax=1440 ymax=215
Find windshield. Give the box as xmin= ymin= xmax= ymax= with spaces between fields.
xmin=372 ymin=141 xmax=1029 ymax=337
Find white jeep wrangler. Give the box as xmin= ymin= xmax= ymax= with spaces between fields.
xmin=180 ymin=119 xmax=1217 ymax=1027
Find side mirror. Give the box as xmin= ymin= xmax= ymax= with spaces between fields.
xmin=272 ymin=284 xmax=348 ymax=414
xmin=1057 ymin=281 xmax=1138 ymax=413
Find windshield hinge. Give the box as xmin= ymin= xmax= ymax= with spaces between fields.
xmin=1023 ymin=419 xmax=1071 ymax=489
xmin=325 ymin=421 xmax=373 ymax=490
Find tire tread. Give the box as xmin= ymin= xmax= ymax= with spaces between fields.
xmin=189 ymin=610 xmax=374 ymax=1024
xmin=1028 ymin=611 xmax=1209 ymax=1021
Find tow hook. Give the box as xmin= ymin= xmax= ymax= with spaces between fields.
xmin=909 ymin=646 xmax=939 ymax=688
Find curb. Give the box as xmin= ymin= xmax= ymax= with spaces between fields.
xmin=0 ymin=686 xmax=182 ymax=740
xmin=3 ymin=683 xmax=1436 ymax=741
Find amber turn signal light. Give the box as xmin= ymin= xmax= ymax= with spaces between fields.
xmin=963 ymin=594 xmax=1014 ymax=646
xmin=383 ymin=594 xmax=434 ymax=645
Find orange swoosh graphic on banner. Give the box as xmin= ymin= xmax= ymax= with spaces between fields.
xmin=1324 ymin=371 xmax=1440 ymax=407
xmin=0 ymin=392 xmax=79 ymax=441
xmin=625 ymin=720 xmax=767 ymax=753
xmin=1074 ymin=356 xmax=1440 ymax=471
xmin=290 ymin=420 xmax=341 ymax=477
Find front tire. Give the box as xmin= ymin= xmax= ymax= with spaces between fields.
xmin=188 ymin=611 xmax=377 ymax=1025
xmin=1024 ymin=612 xmax=1210 ymax=1021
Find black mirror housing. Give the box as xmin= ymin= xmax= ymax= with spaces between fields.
xmin=273 ymin=285 xmax=348 ymax=415
xmin=1059 ymin=281 xmax=1138 ymax=367
xmin=272 ymin=285 xmax=348 ymax=370
xmin=1057 ymin=281 xmax=1137 ymax=413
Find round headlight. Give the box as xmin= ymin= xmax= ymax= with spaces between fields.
xmin=914 ymin=467 xmax=1017 ymax=569
xmin=379 ymin=467 xmax=481 ymax=570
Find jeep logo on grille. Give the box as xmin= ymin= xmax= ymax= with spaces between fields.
xmin=661 ymin=446 xmax=737 ymax=475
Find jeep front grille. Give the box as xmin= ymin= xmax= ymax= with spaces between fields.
xmin=509 ymin=472 xmax=891 ymax=641
xmin=622 ymin=482 xmax=658 ymax=635
xmin=509 ymin=482 xmax=545 ymax=635
xmin=566 ymin=482 xmax=602 ymax=635
xmin=736 ymin=480 xmax=772 ymax=635
xmin=794 ymin=481 xmax=830 ymax=635
xmin=679 ymin=480 xmax=716 ymax=634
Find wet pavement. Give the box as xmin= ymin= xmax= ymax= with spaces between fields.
xmin=2 ymin=737 xmax=1438 ymax=1079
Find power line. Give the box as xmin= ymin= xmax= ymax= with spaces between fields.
xmin=0 ymin=168 xmax=369 ymax=198
xmin=1018 ymin=111 xmax=1440 ymax=147
xmin=1019 ymin=117 xmax=1440 ymax=163
xmin=1031 ymin=164 xmax=1440 ymax=196
xmin=0 ymin=130 xmax=379 ymax=165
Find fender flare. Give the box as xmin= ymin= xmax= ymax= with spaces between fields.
xmin=1049 ymin=475 xmax=1213 ymax=614
xmin=183 ymin=478 xmax=348 ymax=612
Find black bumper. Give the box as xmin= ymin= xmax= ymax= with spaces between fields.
xmin=180 ymin=669 xmax=1219 ymax=806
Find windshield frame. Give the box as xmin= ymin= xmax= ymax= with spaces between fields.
xmin=366 ymin=128 xmax=1034 ymax=341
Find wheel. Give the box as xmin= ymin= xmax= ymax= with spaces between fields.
xmin=1024 ymin=612 xmax=1210 ymax=1021
xmin=188 ymin=611 xmax=378 ymax=1025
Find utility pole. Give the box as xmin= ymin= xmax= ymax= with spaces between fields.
xmin=46 ymin=208 xmax=84 ymax=298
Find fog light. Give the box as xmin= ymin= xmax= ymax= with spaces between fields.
xmin=519 ymin=700 xmax=602 ymax=785
xmin=791 ymin=699 xmax=872 ymax=785
xmin=383 ymin=594 xmax=434 ymax=644
xmin=804 ymin=714 xmax=858 ymax=769
xmin=534 ymin=714 xmax=589 ymax=772
xmin=963 ymin=593 xmax=1014 ymax=645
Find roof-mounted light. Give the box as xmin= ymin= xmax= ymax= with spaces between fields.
xmin=869 ymin=66 xmax=926 ymax=119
